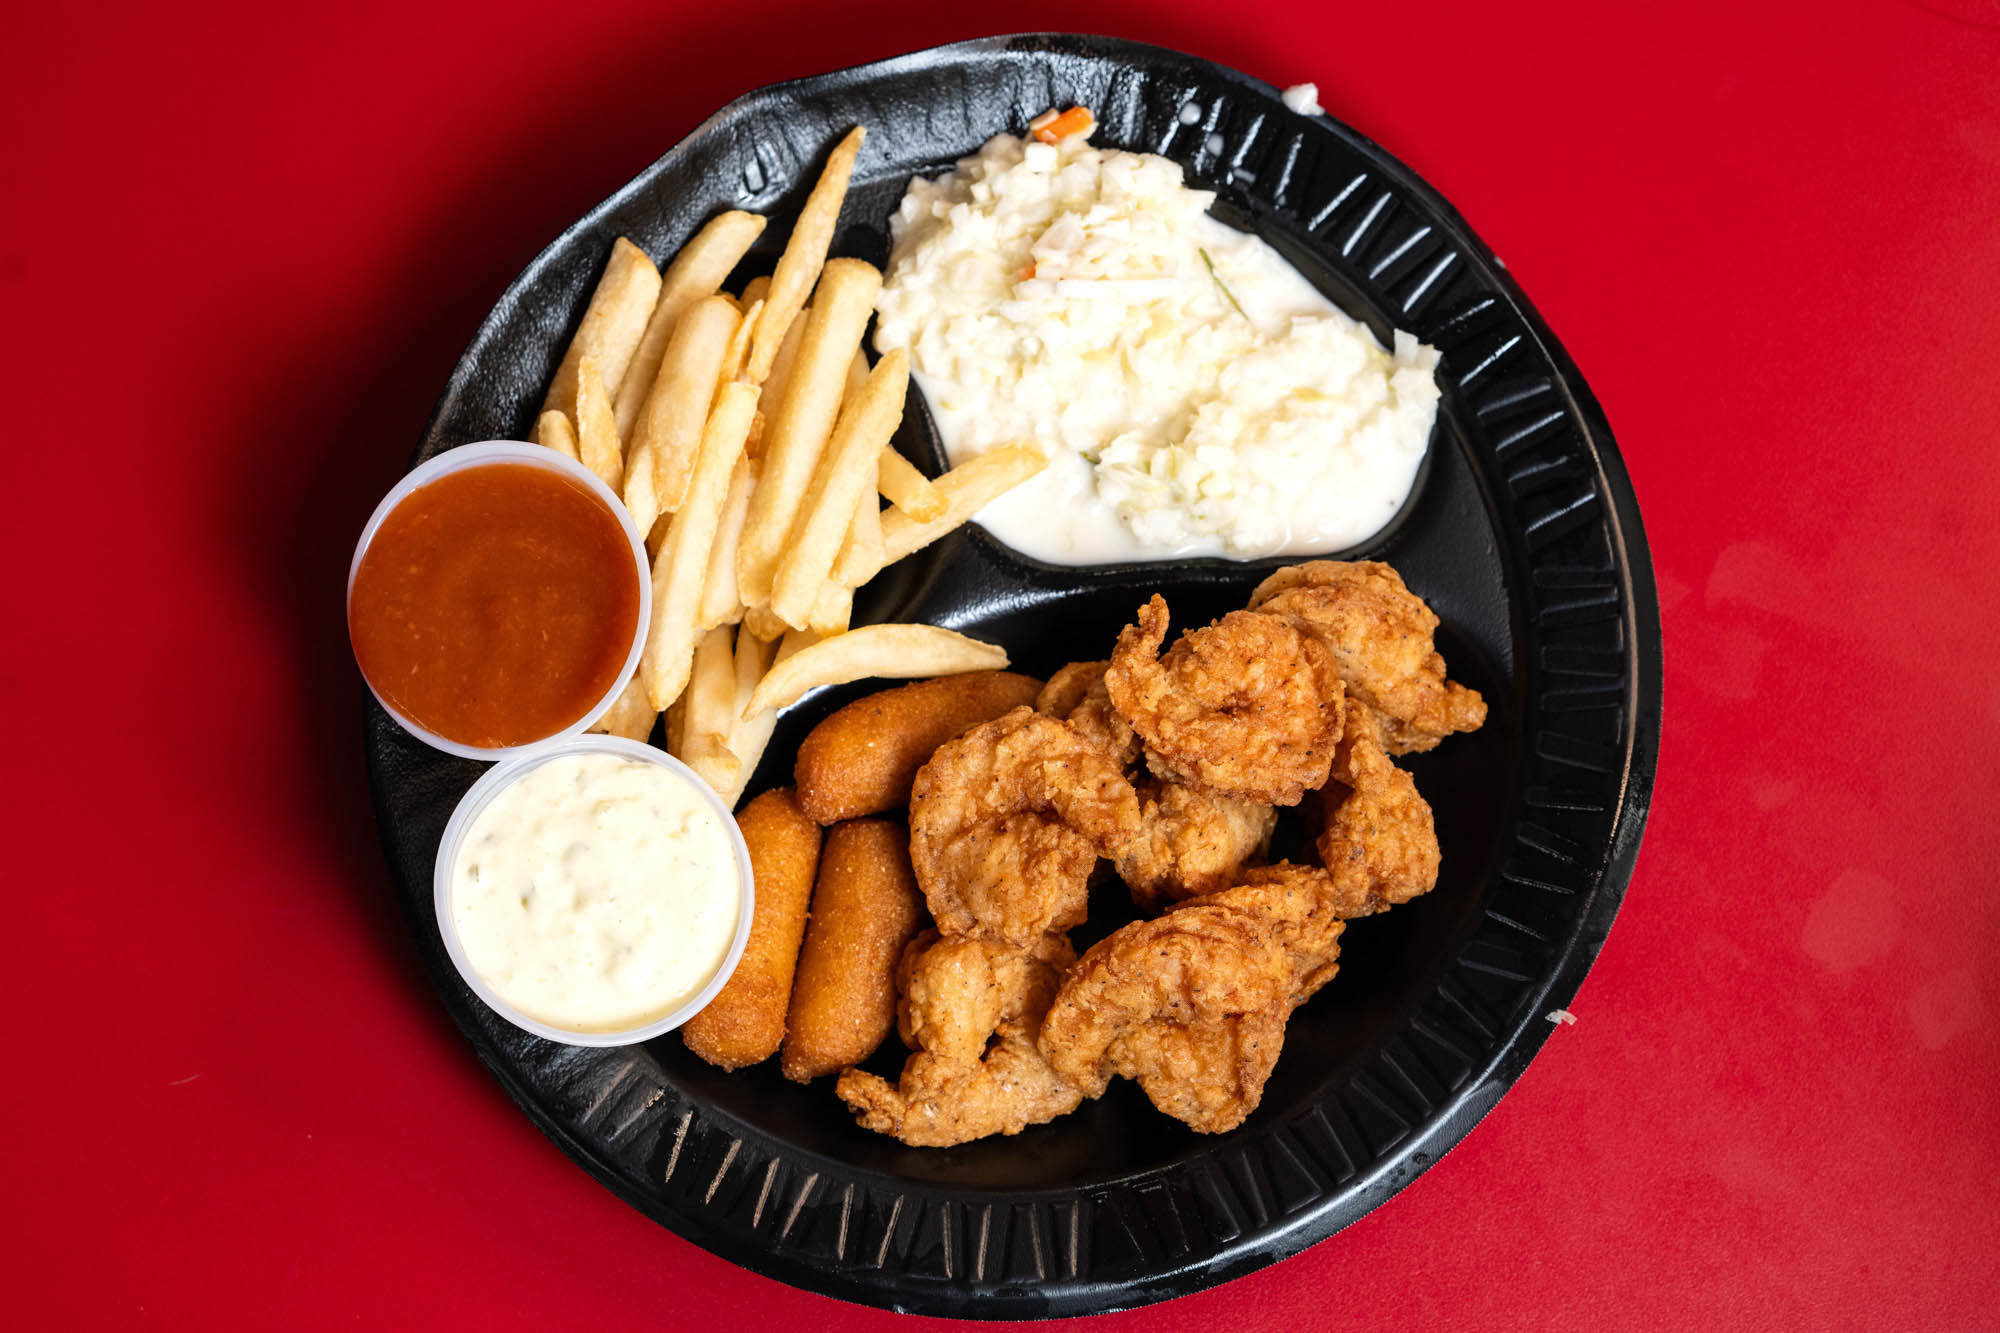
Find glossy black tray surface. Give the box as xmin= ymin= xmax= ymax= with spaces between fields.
xmin=367 ymin=33 xmax=1660 ymax=1319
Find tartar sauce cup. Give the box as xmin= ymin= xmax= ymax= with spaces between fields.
xmin=347 ymin=441 xmax=652 ymax=762
xmin=433 ymin=735 xmax=755 ymax=1047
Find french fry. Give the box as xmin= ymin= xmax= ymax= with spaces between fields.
xmin=872 ymin=443 xmax=1048 ymax=574
xmin=743 ymin=603 xmax=788 ymax=642
xmin=541 ymin=237 xmax=662 ymax=419
xmin=720 ymin=299 xmax=762 ymax=385
xmin=735 ymin=259 xmax=882 ymax=607
xmin=834 ymin=470 xmax=884 ymax=588
xmin=740 ymin=275 xmax=772 ymax=307
xmin=679 ymin=625 xmax=742 ymax=794
xmin=571 ymin=353 xmax=623 ymax=491
xmin=614 ymin=212 xmax=766 ymax=441
xmin=770 ymin=349 xmax=909 ymax=627
xmin=624 ymin=295 xmax=740 ymax=534
xmin=640 ymin=380 xmax=760 ymax=710
xmin=586 ymin=672 xmax=657 ymax=742
xmin=697 ymin=455 xmax=758 ymax=632
xmin=663 ymin=691 xmax=688 ymax=756
xmin=743 ymin=625 xmax=1009 ymax=716
xmin=747 ymin=306 xmax=809 ymax=460
xmin=844 ymin=346 xmax=871 ymax=402
xmin=877 ymin=447 xmax=946 ymax=522
xmin=532 ymin=409 xmax=580 ymax=462
xmin=746 ymin=127 xmax=865 ymax=384
xmin=722 ymin=629 xmax=815 ymax=807
xmin=807 ymin=583 xmax=853 ymax=636
xmin=719 ymin=630 xmax=781 ymax=808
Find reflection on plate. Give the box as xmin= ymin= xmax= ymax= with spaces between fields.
xmin=367 ymin=33 xmax=1660 ymax=1319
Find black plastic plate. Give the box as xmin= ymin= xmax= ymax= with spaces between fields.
xmin=367 ymin=33 xmax=1661 ymax=1319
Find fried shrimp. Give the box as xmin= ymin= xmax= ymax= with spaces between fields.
xmin=1038 ymin=903 xmax=1294 ymax=1132
xmin=1190 ymin=864 xmax=1349 ymax=1004
xmin=1035 ymin=660 xmax=1141 ymax=767
xmin=1247 ymin=560 xmax=1485 ymax=755
xmin=1117 ymin=779 xmax=1277 ymax=910
xmin=908 ymin=708 xmax=1141 ymax=945
xmin=1105 ymin=596 xmax=1345 ymax=806
xmin=1312 ymin=704 xmax=1441 ymax=917
xmin=895 ymin=931 xmax=1076 ymax=1065
xmin=834 ymin=1017 xmax=1085 ymax=1147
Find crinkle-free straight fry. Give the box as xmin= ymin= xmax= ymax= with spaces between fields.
xmin=641 ymin=380 xmax=759 ymax=709
xmin=681 ymin=787 xmax=820 ymax=1070
xmin=771 ymin=349 xmax=909 ymax=627
xmin=740 ymin=275 xmax=772 ymax=307
xmin=747 ymin=127 xmax=865 ymax=385
xmin=873 ymin=444 xmax=1048 ymax=572
xmin=541 ymin=237 xmax=661 ymax=419
xmin=571 ymin=353 xmax=624 ymax=491
xmin=833 ymin=473 xmax=883 ymax=588
xmin=586 ymin=671 xmax=656 ymax=742
xmin=614 ymin=211 xmax=766 ymax=441
xmin=743 ymin=624 xmax=1009 ymax=715
xmin=736 ymin=260 xmax=882 ymax=607
xmin=720 ymin=299 xmax=762 ymax=385
xmin=679 ymin=625 xmax=742 ymax=794
xmin=877 ymin=447 xmax=945 ymax=522
xmin=531 ymin=409 xmax=580 ymax=462
xmin=807 ymin=584 xmax=853 ymax=637
xmin=719 ymin=629 xmax=781 ymax=809
xmin=697 ymin=455 xmax=758 ymax=633
xmin=624 ymin=295 xmax=740 ymax=534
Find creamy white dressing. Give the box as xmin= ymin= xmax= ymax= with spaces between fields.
xmin=449 ymin=753 xmax=741 ymax=1034
xmin=876 ymin=127 xmax=1439 ymax=565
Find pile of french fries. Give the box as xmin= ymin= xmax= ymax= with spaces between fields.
xmin=527 ymin=126 xmax=1045 ymax=806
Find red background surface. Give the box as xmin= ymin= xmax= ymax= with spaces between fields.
xmin=6 ymin=1 xmax=1997 ymax=1327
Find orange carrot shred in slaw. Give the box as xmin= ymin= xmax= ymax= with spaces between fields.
xmin=1030 ymin=107 xmax=1095 ymax=144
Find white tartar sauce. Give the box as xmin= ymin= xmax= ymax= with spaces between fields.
xmin=449 ymin=753 xmax=742 ymax=1034
xmin=875 ymin=126 xmax=1440 ymax=565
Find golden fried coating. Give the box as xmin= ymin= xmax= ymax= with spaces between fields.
xmin=1035 ymin=660 xmax=1141 ymax=767
xmin=909 ymin=708 xmax=1141 ymax=946
xmin=683 ymin=788 xmax=821 ymax=1071
xmin=1105 ymin=597 xmax=1345 ymax=806
xmin=1117 ymin=779 xmax=1277 ymax=910
xmin=793 ymin=671 xmax=1045 ymax=823
xmin=1313 ymin=704 xmax=1441 ymax=916
xmin=1039 ymin=903 xmax=1293 ymax=1132
xmin=780 ymin=819 xmax=927 ymax=1082
xmin=1194 ymin=864 xmax=1348 ymax=1004
xmin=1109 ymin=1009 xmax=1289 ymax=1135
xmin=835 ymin=1017 xmax=1086 ymax=1147
xmin=1247 ymin=561 xmax=1485 ymax=755
xmin=896 ymin=932 xmax=1076 ymax=1065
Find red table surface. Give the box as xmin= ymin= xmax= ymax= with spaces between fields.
xmin=6 ymin=1 xmax=1997 ymax=1327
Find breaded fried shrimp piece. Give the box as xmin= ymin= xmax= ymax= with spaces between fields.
xmin=1192 ymin=864 xmax=1349 ymax=1004
xmin=1105 ymin=597 xmax=1345 ymax=806
xmin=793 ymin=671 xmax=1044 ymax=823
xmin=1035 ymin=660 xmax=1140 ymax=767
xmin=1248 ymin=561 xmax=1485 ymax=755
xmin=1117 ymin=779 xmax=1277 ymax=909
xmin=896 ymin=932 xmax=1076 ymax=1065
xmin=909 ymin=708 xmax=1141 ymax=945
xmin=683 ymin=788 xmax=821 ymax=1070
xmin=780 ymin=819 xmax=926 ymax=1082
xmin=835 ymin=1017 xmax=1086 ymax=1147
xmin=1038 ymin=903 xmax=1292 ymax=1123
xmin=1312 ymin=705 xmax=1441 ymax=916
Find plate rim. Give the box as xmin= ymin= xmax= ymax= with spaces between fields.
xmin=372 ymin=31 xmax=1662 ymax=1318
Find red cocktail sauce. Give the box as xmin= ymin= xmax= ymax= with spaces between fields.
xmin=349 ymin=462 xmax=639 ymax=749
